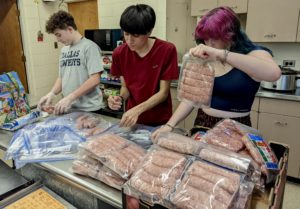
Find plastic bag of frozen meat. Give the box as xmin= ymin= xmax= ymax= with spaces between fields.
xmin=177 ymin=53 xmax=215 ymax=108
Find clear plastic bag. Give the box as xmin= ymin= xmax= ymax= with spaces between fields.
xmin=200 ymin=118 xmax=256 ymax=152
xmin=0 ymin=110 xmax=42 ymax=131
xmin=103 ymin=124 xmax=154 ymax=149
xmin=155 ymin=132 xmax=201 ymax=155
xmin=177 ymin=53 xmax=215 ymax=108
xmin=44 ymin=112 xmax=112 ymax=137
xmin=154 ymin=131 xmax=262 ymax=191
xmin=5 ymin=121 xmax=85 ymax=168
xmin=169 ymin=159 xmax=241 ymax=209
xmin=72 ymin=153 xmax=125 ymax=190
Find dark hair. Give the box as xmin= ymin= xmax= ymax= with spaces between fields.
xmin=120 ymin=4 xmax=156 ymax=35
xmin=195 ymin=7 xmax=271 ymax=54
xmin=46 ymin=10 xmax=77 ymax=33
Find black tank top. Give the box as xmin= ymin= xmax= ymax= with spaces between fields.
xmin=210 ymin=67 xmax=260 ymax=112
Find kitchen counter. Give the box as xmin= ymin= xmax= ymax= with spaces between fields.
xmin=0 ymin=114 xmax=288 ymax=209
xmin=256 ymin=88 xmax=300 ymax=102
xmin=0 ymin=115 xmax=122 ymax=209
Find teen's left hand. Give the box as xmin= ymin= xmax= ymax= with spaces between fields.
xmin=54 ymin=93 xmax=76 ymax=115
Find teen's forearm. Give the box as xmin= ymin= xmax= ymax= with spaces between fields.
xmin=50 ymin=78 xmax=62 ymax=95
xmin=217 ymin=50 xmax=281 ymax=82
xmin=71 ymin=73 xmax=100 ymax=99
xmin=166 ymin=101 xmax=194 ymax=127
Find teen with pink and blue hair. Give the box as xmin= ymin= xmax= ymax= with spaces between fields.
xmin=152 ymin=6 xmax=281 ymax=139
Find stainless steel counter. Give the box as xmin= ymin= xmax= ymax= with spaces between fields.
xmin=0 ymin=115 xmax=122 ymax=209
xmin=256 ymin=88 xmax=300 ymax=102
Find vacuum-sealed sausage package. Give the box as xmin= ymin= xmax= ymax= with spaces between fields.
xmin=177 ymin=53 xmax=215 ymax=108
xmin=200 ymin=118 xmax=259 ymax=152
xmin=43 ymin=111 xmax=112 ymax=137
xmin=82 ymin=134 xmax=146 ymax=179
xmin=155 ymin=132 xmax=262 ymax=191
xmin=201 ymin=118 xmax=278 ymax=184
xmin=168 ymin=159 xmax=254 ymax=209
xmin=123 ymin=146 xmax=191 ymax=206
xmin=72 ymin=153 xmax=125 ymax=190
xmin=155 ymin=132 xmax=202 ymax=155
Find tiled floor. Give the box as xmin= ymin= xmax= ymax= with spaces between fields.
xmin=283 ymin=181 xmax=300 ymax=209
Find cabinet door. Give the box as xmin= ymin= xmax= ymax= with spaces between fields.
xmin=167 ymin=0 xmax=188 ymax=56
xmin=184 ymin=108 xmax=198 ymax=131
xmin=246 ymin=0 xmax=300 ymax=42
xmin=250 ymin=110 xmax=258 ymax=129
xmin=258 ymin=113 xmax=300 ymax=178
xmin=191 ymin=0 xmax=217 ymax=16
xmin=170 ymin=88 xmax=185 ymax=129
xmin=218 ymin=0 xmax=248 ymax=13
xmin=297 ymin=14 xmax=300 ymax=42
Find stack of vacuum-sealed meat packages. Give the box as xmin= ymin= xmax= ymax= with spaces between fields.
xmin=72 ymin=133 xmax=146 ymax=190
xmin=155 ymin=132 xmax=260 ymax=182
xmin=177 ymin=53 xmax=215 ymax=108
xmin=200 ymin=119 xmax=279 ymax=184
xmin=123 ymin=144 xmax=254 ymax=209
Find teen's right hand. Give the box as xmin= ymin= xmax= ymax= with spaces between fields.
xmin=38 ymin=92 xmax=55 ymax=109
xmin=107 ymin=95 xmax=122 ymax=110
xmin=151 ymin=124 xmax=173 ymax=143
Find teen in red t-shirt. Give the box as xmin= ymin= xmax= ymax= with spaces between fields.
xmin=108 ymin=4 xmax=178 ymax=127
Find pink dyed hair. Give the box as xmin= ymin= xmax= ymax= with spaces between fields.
xmin=194 ymin=7 xmax=240 ymax=44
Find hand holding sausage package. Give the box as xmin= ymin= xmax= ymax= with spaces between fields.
xmin=177 ymin=53 xmax=215 ymax=108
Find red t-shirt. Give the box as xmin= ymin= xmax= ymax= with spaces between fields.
xmin=111 ymin=38 xmax=178 ymax=126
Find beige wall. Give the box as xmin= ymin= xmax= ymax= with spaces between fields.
xmin=18 ymin=0 xmax=66 ymax=106
xmin=98 ymin=0 xmax=167 ymax=40
xmin=257 ymin=43 xmax=300 ymax=72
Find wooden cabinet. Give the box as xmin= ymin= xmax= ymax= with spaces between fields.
xmin=257 ymin=98 xmax=300 ymax=178
xmin=170 ymin=87 xmax=197 ymax=130
xmin=258 ymin=113 xmax=300 ymax=178
xmin=218 ymin=0 xmax=248 ymax=13
xmin=250 ymin=97 xmax=259 ymax=129
xmin=191 ymin=0 xmax=247 ymax=16
xmin=297 ymin=15 xmax=300 ymax=42
xmin=167 ymin=0 xmax=196 ymax=57
xmin=191 ymin=0 xmax=217 ymax=16
xmin=246 ymin=0 xmax=300 ymax=42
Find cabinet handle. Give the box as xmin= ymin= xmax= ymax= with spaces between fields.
xmin=274 ymin=121 xmax=288 ymax=126
xmin=264 ymin=33 xmax=277 ymax=38
xmin=230 ymin=6 xmax=238 ymax=10
xmin=199 ymin=8 xmax=209 ymax=12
